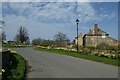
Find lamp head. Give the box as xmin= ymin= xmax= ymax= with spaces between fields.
xmin=76 ymin=19 xmax=79 ymax=23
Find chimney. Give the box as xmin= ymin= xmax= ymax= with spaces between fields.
xmin=94 ymin=23 xmax=98 ymax=29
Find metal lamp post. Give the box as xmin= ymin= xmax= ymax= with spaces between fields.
xmin=76 ymin=19 xmax=79 ymax=53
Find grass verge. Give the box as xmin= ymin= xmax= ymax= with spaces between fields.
xmin=35 ymin=47 xmax=120 ymax=66
xmin=2 ymin=50 xmax=26 ymax=80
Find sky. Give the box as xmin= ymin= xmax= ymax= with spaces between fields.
xmin=1 ymin=2 xmax=118 ymax=42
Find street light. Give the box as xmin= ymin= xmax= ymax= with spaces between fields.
xmin=76 ymin=19 xmax=79 ymax=53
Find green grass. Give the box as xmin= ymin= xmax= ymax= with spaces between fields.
xmin=35 ymin=47 xmax=120 ymax=66
xmin=2 ymin=51 xmax=26 ymax=80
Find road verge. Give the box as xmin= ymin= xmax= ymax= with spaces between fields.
xmin=2 ymin=49 xmax=26 ymax=80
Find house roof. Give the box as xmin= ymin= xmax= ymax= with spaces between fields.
xmin=86 ymin=23 xmax=109 ymax=36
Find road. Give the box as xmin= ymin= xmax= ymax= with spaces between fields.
xmin=13 ymin=48 xmax=118 ymax=78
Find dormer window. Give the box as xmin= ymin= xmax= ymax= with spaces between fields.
xmin=102 ymin=33 xmax=106 ymax=38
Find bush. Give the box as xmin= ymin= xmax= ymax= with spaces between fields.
xmin=82 ymin=47 xmax=91 ymax=54
xmin=96 ymin=43 xmax=118 ymax=50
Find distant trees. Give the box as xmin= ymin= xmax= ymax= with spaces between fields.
xmin=32 ymin=38 xmax=54 ymax=47
xmin=54 ymin=32 xmax=70 ymax=47
xmin=14 ymin=26 xmax=30 ymax=44
xmin=32 ymin=32 xmax=70 ymax=47
xmin=32 ymin=38 xmax=44 ymax=45
xmin=42 ymin=39 xmax=54 ymax=46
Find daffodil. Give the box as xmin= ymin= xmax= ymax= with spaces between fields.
xmin=101 ymin=52 xmax=104 ymax=55
xmin=111 ymin=54 xmax=116 ymax=59
xmin=104 ymin=54 xmax=109 ymax=57
xmin=8 ymin=48 xmax=11 ymax=51
xmin=108 ymin=54 xmax=112 ymax=58
xmin=2 ymin=69 xmax=5 ymax=72
xmin=112 ymin=54 xmax=115 ymax=57
xmin=8 ymin=49 xmax=17 ymax=54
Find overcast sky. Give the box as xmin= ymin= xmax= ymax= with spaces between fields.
xmin=2 ymin=2 xmax=118 ymax=42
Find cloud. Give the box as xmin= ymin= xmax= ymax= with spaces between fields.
xmin=3 ymin=2 xmax=96 ymax=23
xmin=2 ymin=2 xmax=117 ymax=41
xmin=108 ymin=12 xmax=116 ymax=19
xmin=3 ymin=2 xmax=116 ymax=24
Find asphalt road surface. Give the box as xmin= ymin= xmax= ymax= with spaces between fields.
xmin=13 ymin=48 xmax=118 ymax=78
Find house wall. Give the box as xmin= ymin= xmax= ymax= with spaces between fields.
xmin=84 ymin=35 xmax=118 ymax=47
xmin=75 ymin=33 xmax=83 ymax=46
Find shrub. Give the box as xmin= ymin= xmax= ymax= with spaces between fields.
xmin=82 ymin=48 xmax=90 ymax=54
xmin=100 ymin=52 xmax=105 ymax=57
xmin=94 ymin=52 xmax=99 ymax=56
xmin=96 ymin=43 xmax=115 ymax=50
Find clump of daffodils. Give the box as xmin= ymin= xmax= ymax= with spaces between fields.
xmin=0 ymin=69 xmax=5 ymax=75
xmin=94 ymin=52 xmax=118 ymax=59
xmin=37 ymin=46 xmax=47 ymax=49
xmin=8 ymin=49 xmax=17 ymax=54
xmin=104 ymin=53 xmax=109 ymax=57
xmin=2 ymin=69 xmax=5 ymax=72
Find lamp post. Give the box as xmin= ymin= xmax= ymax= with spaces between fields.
xmin=76 ymin=19 xmax=79 ymax=53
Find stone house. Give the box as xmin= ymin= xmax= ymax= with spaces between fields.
xmin=75 ymin=23 xmax=118 ymax=47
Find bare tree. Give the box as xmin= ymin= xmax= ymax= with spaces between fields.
xmin=2 ymin=31 xmax=6 ymax=42
xmin=15 ymin=26 xmax=29 ymax=44
xmin=0 ymin=20 xmax=5 ymax=29
xmin=54 ymin=32 xmax=69 ymax=47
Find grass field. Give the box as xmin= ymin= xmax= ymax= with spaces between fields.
xmin=2 ymin=50 xmax=26 ymax=80
xmin=35 ymin=47 xmax=120 ymax=66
